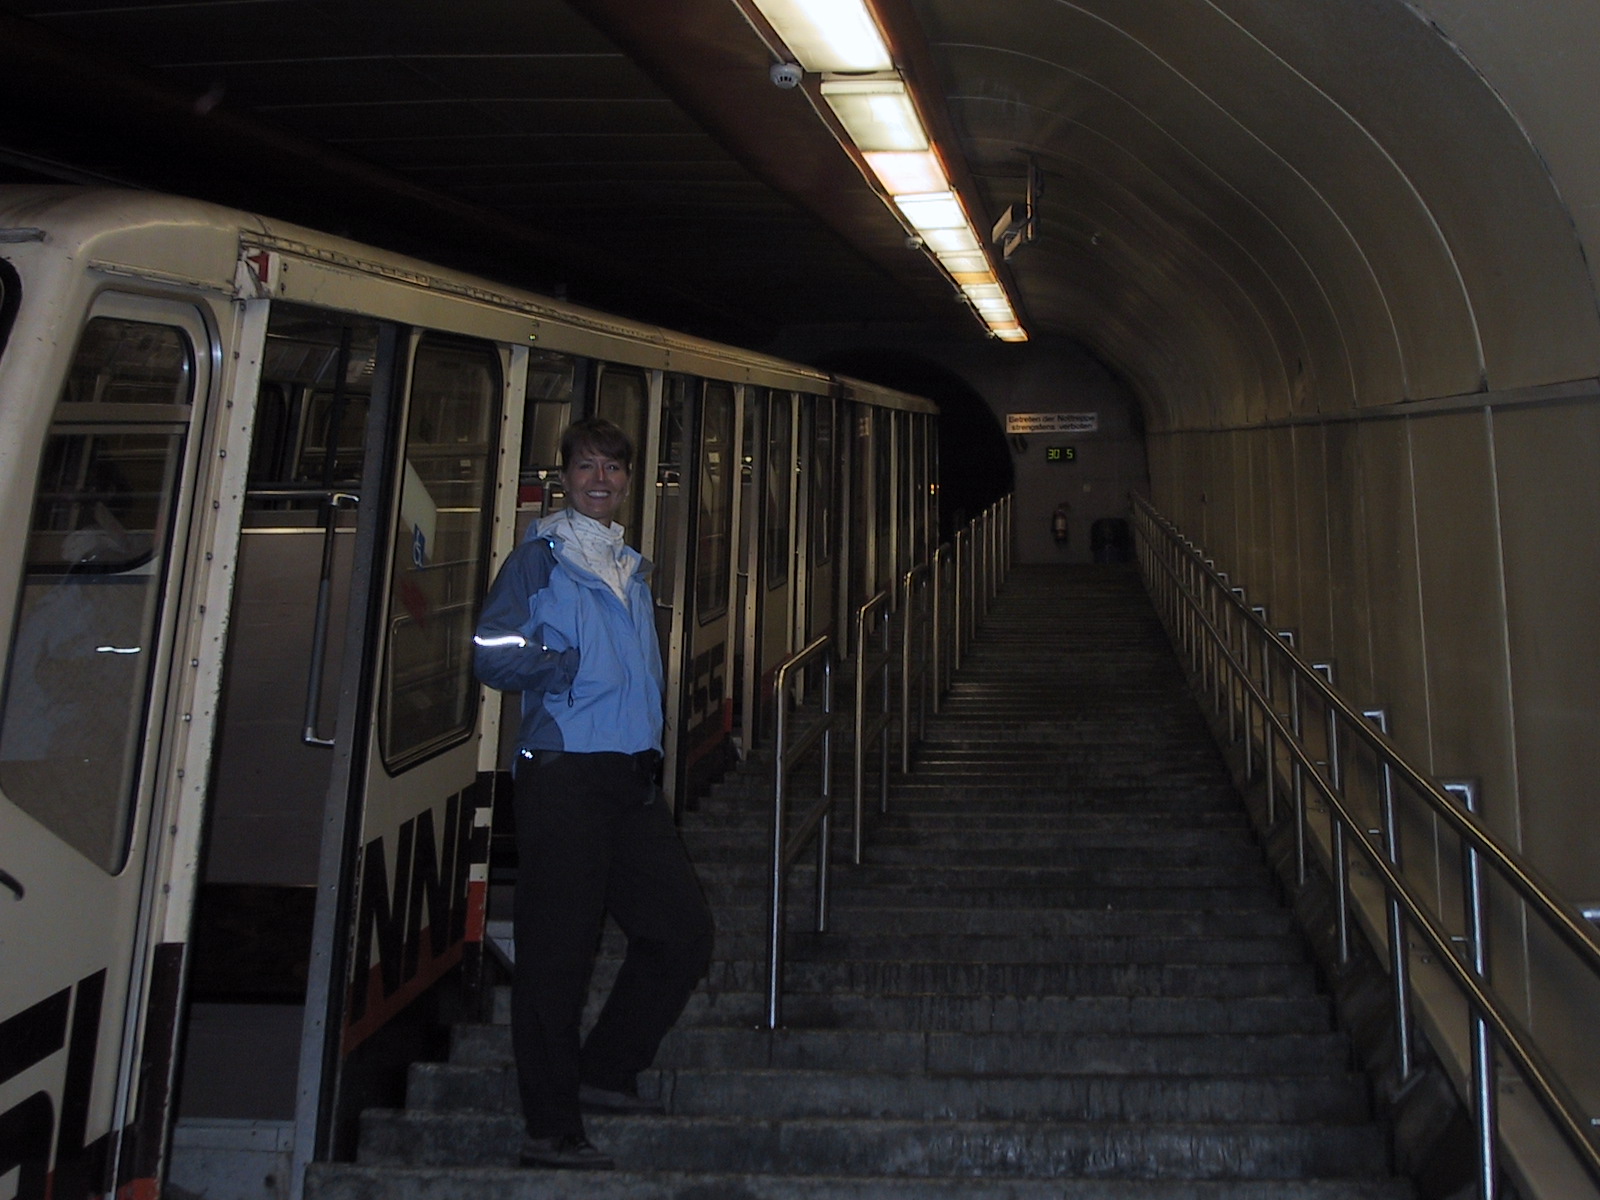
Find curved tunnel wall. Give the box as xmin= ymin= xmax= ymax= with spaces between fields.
xmin=902 ymin=0 xmax=1600 ymax=1129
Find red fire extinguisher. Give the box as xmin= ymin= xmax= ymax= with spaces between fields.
xmin=1052 ymin=502 xmax=1071 ymax=544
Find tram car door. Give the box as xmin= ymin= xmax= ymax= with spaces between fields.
xmin=799 ymin=396 xmax=838 ymax=646
xmin=175 ymin=299 xmax=504 ymax=1191
xmin=0 ymin=290 xmax=219 ymax=1200
xmin=736 ymin=389 xmax=801 ymax=750
xmin=655 ymin=377 xmax=739 ymax=806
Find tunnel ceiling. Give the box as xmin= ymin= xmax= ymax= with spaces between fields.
xmin=2 ymin=0 xmax=1597 ymax=430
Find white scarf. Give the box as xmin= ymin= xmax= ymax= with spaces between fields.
xmin=545 ymin=509 xmax=636 ymax=603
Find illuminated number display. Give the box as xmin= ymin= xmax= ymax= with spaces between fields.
xmin=1045 ymin=445 xmax=1076 ymax=463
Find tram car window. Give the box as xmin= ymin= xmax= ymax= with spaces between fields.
xmin=653 ymin=376 xmax=690 ymax=614
xmin=876 ymin=410 xmax=895 ymax=592
xmin=593 ymin=364 xmax=649 ymax=545
xmin=249 ymin=311 xmax=378 ymax=499
xmin=696 ymin=382 xmax=735 ymax=625
xmin=0 ymin=312 xmax=195 ymax=872
xmin=518 ymin=349 xmax=576 ymax=531
xmin=765 ymin=391 xmax=792 ymax=590
xmin=811 ymin=400 xmax=834 ymax=568
xmin=380 ymin=337 xmax=500 ymax=770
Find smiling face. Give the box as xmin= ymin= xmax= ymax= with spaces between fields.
xmin=561 ymin=443 xmax=631 ymax=525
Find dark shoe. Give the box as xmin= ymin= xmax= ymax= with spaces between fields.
xmin=518 ymin=1133 xmax=615 ymax=1170
xmin=579 ymin=1082 xmax=665 ymax=1114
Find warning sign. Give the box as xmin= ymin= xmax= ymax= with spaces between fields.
xmin=1005 ymin=412 xmax=1099 ymax=434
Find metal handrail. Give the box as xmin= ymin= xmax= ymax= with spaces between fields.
xmin=764 ymin=634 xmax=835 ymax=1030
xmin=931 ymin=542 xmax=950 ymax=712
xmin=852 ymin=590 xmax=893 ymax=864
xmin=952 ymin=526 xmax=969 ymax=672
xmin=1132 ymin=493 xmax=1600 ymax=1198
xmin=762 ymin=493 xmax=1011 ymax=1027
xmin=900 ymin=562 xmax=931 ymax=772
xmin=301 ymin=490 xmax=359 ymax=747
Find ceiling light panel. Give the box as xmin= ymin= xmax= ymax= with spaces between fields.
xmin=862 ymin=149 xmax=948 ymax=195
xmin=894 ymin=191 xmax=967 ymax=232
xmin=820 ymin=79 xmax=928 ymax=152
xmin=748 ymin=0 xmax=893 ymax=72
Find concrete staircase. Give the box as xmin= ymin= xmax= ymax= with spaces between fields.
xmin=305 ymin=563 xmax=1414 ymax=1199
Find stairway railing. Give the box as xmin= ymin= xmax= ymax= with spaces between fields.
xmin=764 ymin=635 xmax=836 ymax=1030
xmin=851 ymin=590 xmax=893 ymax=864
xmin=762 ymin=493 xmax=1012 ymax=1029
xmin=899 ymin=561 xmax=931 ymax=772
xmin=1132 ymin=493 xmax=1600 ymax=1200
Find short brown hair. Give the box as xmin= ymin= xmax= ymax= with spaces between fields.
xmin=559 ymin=417 xmax=633 ymax=472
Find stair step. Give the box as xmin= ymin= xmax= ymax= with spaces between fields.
xmin=496 ymin=989 xmax=1333 ymax=1035
xmin=409 ymin=1064 xmax=1371 ymax=1123
xmin=352 ymin=1109 xmax=1396 ymax=1180
xmin=560 ymin=956 xmax=1322 ymax=999
xmin=452 ymin=1025 xmax=1354 ymax=1075
xmin=307 ymin=1164 xmax=1416 ymax=1200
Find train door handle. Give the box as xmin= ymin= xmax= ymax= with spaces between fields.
xmin=303 ymin=491 xmax=360 ymax=747
xmin=0 ymin=868 xmax=22 ymax=900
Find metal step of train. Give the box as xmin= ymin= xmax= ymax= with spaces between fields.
xmin=305 ymin=563 xmax=1415 ymax=1200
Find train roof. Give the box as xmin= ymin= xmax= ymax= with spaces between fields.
xmin=0 ymin=186 xmax=937 ymax=415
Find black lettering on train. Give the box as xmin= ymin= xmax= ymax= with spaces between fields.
xmin=347 ymin=789 xmax=478 ymax=1024
xmin=0 ymin=971 xmax=107 ymax=1200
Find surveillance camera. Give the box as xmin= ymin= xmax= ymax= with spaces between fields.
xmin=905 ymin=235 xmax=924 ymax=250
xmin=770 ymin=62 xmax=803 ymax=89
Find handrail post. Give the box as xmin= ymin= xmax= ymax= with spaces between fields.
xmin=1003 ymin=494 xmax=1013 ymax=578
xmin=931 ymin=544 xmax=948 ymax=713
xmin=1365 ymin=705 xmax=1416 ymax=1083
xmin=1251 ymin=606 xmax=1269 ymax=791
xmin=952 ymin=528 xmax=966 ymax=673
xmin=853 ymin=592 xmax=890 ymax=864
xmin=766 ymin=664 xmax=792 ymax=1031
xmin=901 ymin=563 xmax=929 ymax=773
xmin=766 ymin=638 xmax=834 ymax=1031
xmin=1317 ymin=662 xmax=1349 ymax=961
xmin=1277 ymin=630 xmax=1302 ymax=849
xmin=1230 ymin=587 xmax=1247 ymax=751
xmin=816 ymin=659 xmax=836 ymax=934
xmin=966 ymin=518 xmax=978 ymax=649
xmin=878 ymin=603 xmax=891 ymax=814
xmin=1312 ymin=668 xmax=1337 ymax=902
xmin=1446 ymin=779 xmax=1500 ymax=1200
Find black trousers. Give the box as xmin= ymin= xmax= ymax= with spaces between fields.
xmin=511 ymin=751 xmax=714 ymax=1138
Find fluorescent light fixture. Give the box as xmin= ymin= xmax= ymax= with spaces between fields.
xmin=894 ymin=191 xmax=967 ymax=232
xmin=748 ymin=0 xmax=1028 ymax=341
xmin=820 ymin=78 xmax=927 ymax=152
xmin=920 ymin=227 xmax=982 ymax=255
xmin=862 ymin=149 xmax=947 ymax=195
xmin=747 ymin=0 xmax=893 ymax=72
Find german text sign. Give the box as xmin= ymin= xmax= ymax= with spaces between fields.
xmin=1005 ymin=412 xmax=1099 ymax=434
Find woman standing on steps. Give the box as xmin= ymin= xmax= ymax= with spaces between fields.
xmin=473 ymin=417 xmax=714 ymax=1170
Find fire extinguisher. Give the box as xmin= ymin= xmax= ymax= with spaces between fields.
xmin=1052 ymin=502 xmax=1071 ymax=544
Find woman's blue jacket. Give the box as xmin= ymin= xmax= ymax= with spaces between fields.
xmin=472 ymin=518 xmax=664 ymax=762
